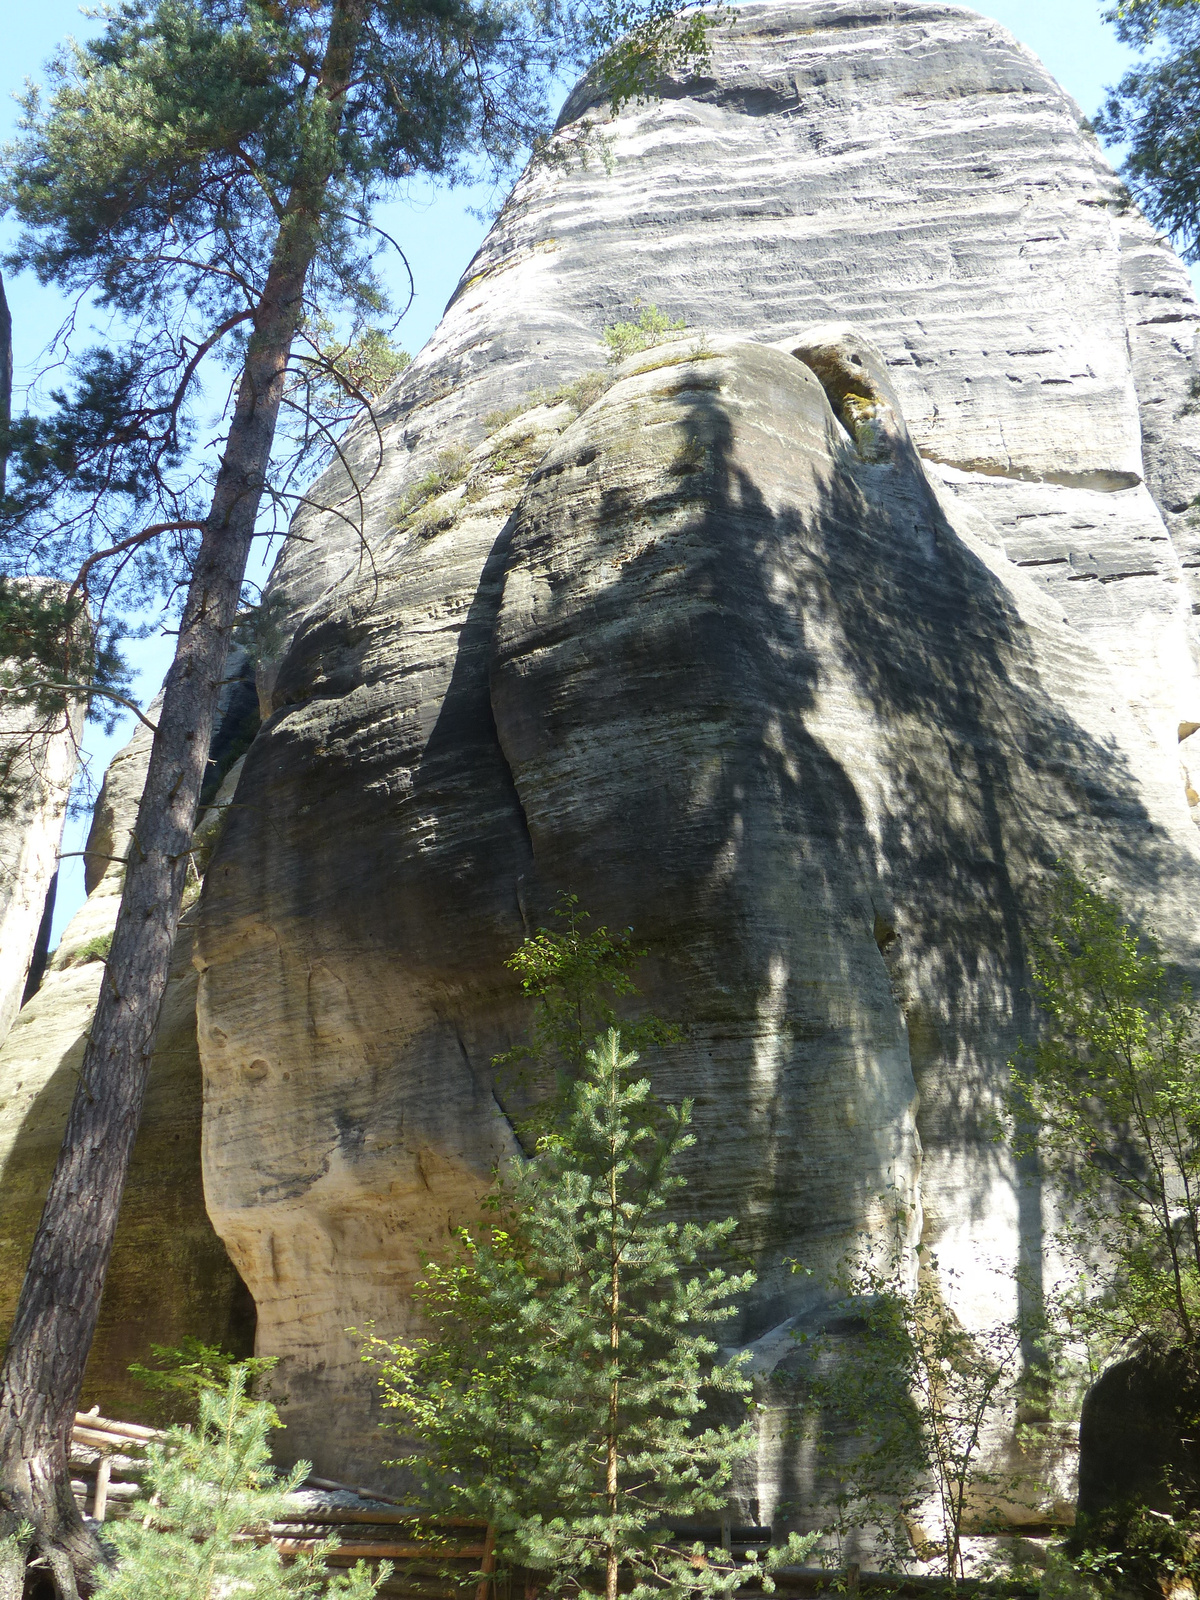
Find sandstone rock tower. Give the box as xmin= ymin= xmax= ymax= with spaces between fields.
xmin=5 ymin=0 xmax=1200 ymax=1540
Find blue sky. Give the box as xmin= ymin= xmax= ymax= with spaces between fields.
xmin=0 ymin=1 xmax=1171 ymax=940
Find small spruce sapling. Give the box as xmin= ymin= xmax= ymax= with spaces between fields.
xmin=92 ymin=1366 xmax=387 ymax=1600
xmin=363 ymin=1028 xmax=814 ymax=1600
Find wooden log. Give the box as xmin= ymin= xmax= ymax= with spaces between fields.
xmin=72 ymin=1425 xmax=150 ymax=1453
xmin=475 ymin=1523 xmax=496 ymax=1600
xmin=303 ymin=1474 xmax=410 ymax=1506
xmin=372 ymin=1584 xmax=460 ymax=1599
xmin=765 ymin=1568 xmax=1039 ymax=1597
xmin=274 ymin=1510 xmax=488 ymax=1530
xmin=74 ymin=1412 xmax=164 ymax=1442
xmin=273 ymin=1540 xmax=487 ymax=1561
xmin=92 ymin=1456 xmax=112 ymax=1522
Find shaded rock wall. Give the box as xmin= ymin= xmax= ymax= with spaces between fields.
xmin=192 ymin=0 xmax=1200 ymax=1521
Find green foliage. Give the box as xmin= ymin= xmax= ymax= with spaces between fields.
xmin=393 ymin=446 xmax=472 ymax=527
xmin=602 ymin=304 xmax=688 ymax=364
xmin=289 ymin=317 xmax=411 ymax=468
xmin=554 ymin=370 xmax=614 ymax=414
xmin=1106 ymin=0 xmax=1197 ymax=47
xmin=1097 ymin=0 xmax=1200 ymax=261
xmin=483 ymin=370 xmax=614 ymax=435
xmin=233 ymin=591 xmax=289 ymax=669
xmin=93 ymin=1367 xmax=388 ymax=1599
xmin=71 ymin=933 xmax=114 ymax=967
xmin=363 ymin=1028 xmax=814 ymax=1600
xmin=299 ymin=321 xmax=411 ymax=405
xmin=493 ymin=894 xmax=679 ymax=1136
xmin=1067 ymin=1486 xmax=1200 ymax=1596
xmin=1008 ymin=864 xmax=1200 ymax=1356
xmin=129 ymin=1337 xmax=278 ymax=1426
xmin=0 ymin=0 xmax=716 ymax=675
xmin=596 ymin=6 xmax=725 ymax=110
xmin=790 ymin=1225 xmax=1029 ymax=1579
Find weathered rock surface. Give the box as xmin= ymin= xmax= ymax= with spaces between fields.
xmin=193 ymin=0 xmax=1200 ymax=1524
xmin=1076 ymin=1352 xmax=1200 ymax=1527
xmin=0 ymin=688 xmax=256 ymax=1418
xmin=0 ymin=609 xmax=83 ymax=1051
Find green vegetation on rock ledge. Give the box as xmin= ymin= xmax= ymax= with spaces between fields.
xmin=602 ymin=303 xmax=688 ymax=363
xmin=69 ymin=933 xmax=113 ymax=968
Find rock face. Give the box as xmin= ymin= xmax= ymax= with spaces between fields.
xmin=0 ymin=679 xmax=257 ymax=1419
xmin=0 ymin=613 xmax=83 ymax=1051
xmin=194 ymin=0 xmax=1200 ymax=1526
xmin=1076 ymin=1353 xmax=1200 ymax=1527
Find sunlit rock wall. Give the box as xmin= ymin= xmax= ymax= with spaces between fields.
xmin=0 ymin=595 xmax=83 ymax=1050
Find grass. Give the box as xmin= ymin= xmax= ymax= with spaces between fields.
xmin=392 ymin=444 xmax=472 ymax=529
xmin=483 ymin=369 xmax=615 ymax=436
xmin=72 ymin=932 xmax=112 ymax=965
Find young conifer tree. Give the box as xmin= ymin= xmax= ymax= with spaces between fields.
xmin=365 ymin=1027 xmax=813 ymax=1600
xmin=90 ymin=1366 xmax=386 ymax=1600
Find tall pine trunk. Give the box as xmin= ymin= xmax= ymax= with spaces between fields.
xmin=0 ymin=7 xmax=366 ymax=1594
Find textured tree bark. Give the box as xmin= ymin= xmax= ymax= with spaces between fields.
xmin=0 ymin=6 xmax=367 ymax=1592
xmin=0 ymin=269 xmax=11 ymax=501
xmin=606 ymin=1113 xmax=620 ymax=1600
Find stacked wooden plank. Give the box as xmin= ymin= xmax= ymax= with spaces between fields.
xmin=268 ymin=1508 xmax=493 ymax=1600
xmin=69 ymin=1409 xmax=162 ymax=1521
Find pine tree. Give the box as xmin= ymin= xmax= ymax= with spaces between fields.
xmin=92 ymin=1367 xmax=387 ymax=1600
xmin=1097 ymin=1 xmax=1200 ymax=262
xmin=364 ymin=1028 xmax=813 ymax=1600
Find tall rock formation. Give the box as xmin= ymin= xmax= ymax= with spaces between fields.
xmin=187 ymin=0 xmax=1200 ymax=1528
xmin=0 ymin=663 xmax=259 ymax=1419
xmin=0 ymin=608 xmax=83 ymax=1053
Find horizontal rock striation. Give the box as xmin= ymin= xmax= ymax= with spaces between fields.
xmin=195 ymin=0 xmax=1200 ymax=1523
